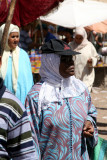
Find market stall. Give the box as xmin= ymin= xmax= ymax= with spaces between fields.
xmin=40 ymin=0 xmax=107 ymax=28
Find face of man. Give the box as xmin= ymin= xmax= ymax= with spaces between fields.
xmin=8 ymin=32 xmax=19 ymax=49
xmin=59 ymin=55 xmax=74 ymax=78
xmin=75 ymin=34 xmax=83 ymax=45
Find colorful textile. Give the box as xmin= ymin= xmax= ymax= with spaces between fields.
xmin=25 ymin=81 xmax=98 ymax=160
xmin=4 ymin=48 xmax=34 ymax=105
xmin=89 ymin=136 xmax=107 ymax=160
xmin=0 ymin=78 xmax=37 ymax=159
xmin=29 ymin=49 xmax=41 ymax=74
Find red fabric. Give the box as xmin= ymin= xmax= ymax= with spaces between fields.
xmin=0 ymin=0 xmax=9 ymax=25
xmin=0 ymin=0 xmax=63 ymax=27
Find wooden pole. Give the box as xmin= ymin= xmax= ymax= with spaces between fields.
xmin=39 ymin=18 xmax=44 ymax=44
xmin=0 ymin=0 xmax=17 ymax=56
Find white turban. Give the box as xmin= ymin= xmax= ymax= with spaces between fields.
xmin=0 ymin=23 xmax=19 ymax=50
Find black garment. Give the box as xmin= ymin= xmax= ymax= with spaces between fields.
xmin=96 ymin=36 xmax=103 ymax=53
xmin=0 ymin=78 xmax=6 ymax=99
xmin=41 ymin=39 xmax=80 ymax=56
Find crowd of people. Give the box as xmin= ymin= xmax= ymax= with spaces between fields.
xmin=0 ymin=22 xmax=103 ymax=159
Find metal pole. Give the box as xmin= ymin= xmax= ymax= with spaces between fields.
xmin=0 ymin=0 xmax=17 ymax=56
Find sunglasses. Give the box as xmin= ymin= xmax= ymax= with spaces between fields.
xmin=60 ymin=55 xmax=74 ymax=63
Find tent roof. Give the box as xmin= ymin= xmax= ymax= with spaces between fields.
xmin=40 ymin=0 xmax=107 ymax=29
xmin=85 ymin=20 xmax=107 ymax=34
xmin=0 ymin=0 xmax=63 ymax=27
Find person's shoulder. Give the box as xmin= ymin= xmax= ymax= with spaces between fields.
xmin=47 ymin=32 xmax=56 ymax=38
xmin=88 ymin=41 xmax=98 ymax=52
xmin=88 ymin=41 xmax=95 ymax=47
xmin=72 ymin=76 xmax=88 ymax=93
xmin=19 ymin=48 xmax=32 ymax=67
xmin=85 ymin=41 xmax=96 ymax=50
xmin=1 ymin=89 xmax=25 ymax=116
xmin=19 ymin=47 xmax=27 ymax=53
xmin=50 ymin=32 xmax=56 ymax=39
xmin=27 ymin=82 xmax=42 ymax=99
xmin=19 ymin=48 xmax=29 ymax=56
xmin=28 ymin=82 xmax=42 ymax=94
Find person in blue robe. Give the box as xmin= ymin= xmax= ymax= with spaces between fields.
xmin=0 ymin=24 xmax=34 ymax=105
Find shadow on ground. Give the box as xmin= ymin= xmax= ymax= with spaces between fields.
xmin=98 ymin=130 xmax=107 ymax=135
xmin=97 ymin=122 xmax=107 ymax=127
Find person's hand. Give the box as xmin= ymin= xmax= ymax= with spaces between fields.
xmin=83 ymin=120 xmax=94 ymax=137
xmin=87 ymin=58 xmax=92 ymax=64
xmin=87 ymin=58 xmax=92 ymax=67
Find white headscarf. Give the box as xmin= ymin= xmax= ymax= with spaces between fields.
xmin=0 ymin=24 xmax=20 ymax=92
xmin=71 ymin=27 xmax=90 ymax=51
xmin=38 ymin=53 xmax=86 ymax=116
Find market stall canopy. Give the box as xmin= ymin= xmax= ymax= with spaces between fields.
xmin=0 ymin=0 xmax=63 ymax=27
xmin=85 ymin=20 xmax=107 ymax=34
xmin=40 ymin=0 xmax=107 ymax=28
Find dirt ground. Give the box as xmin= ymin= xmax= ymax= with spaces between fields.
xmin=91 ymin=87 xmax=107 ymax=140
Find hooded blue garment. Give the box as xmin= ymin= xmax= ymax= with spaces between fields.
xmin=4 ymin=48 xmax=34 ymax=105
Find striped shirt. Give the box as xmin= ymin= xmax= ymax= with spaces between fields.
xmin=0 ymin=78 xmax=38 ymax=159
